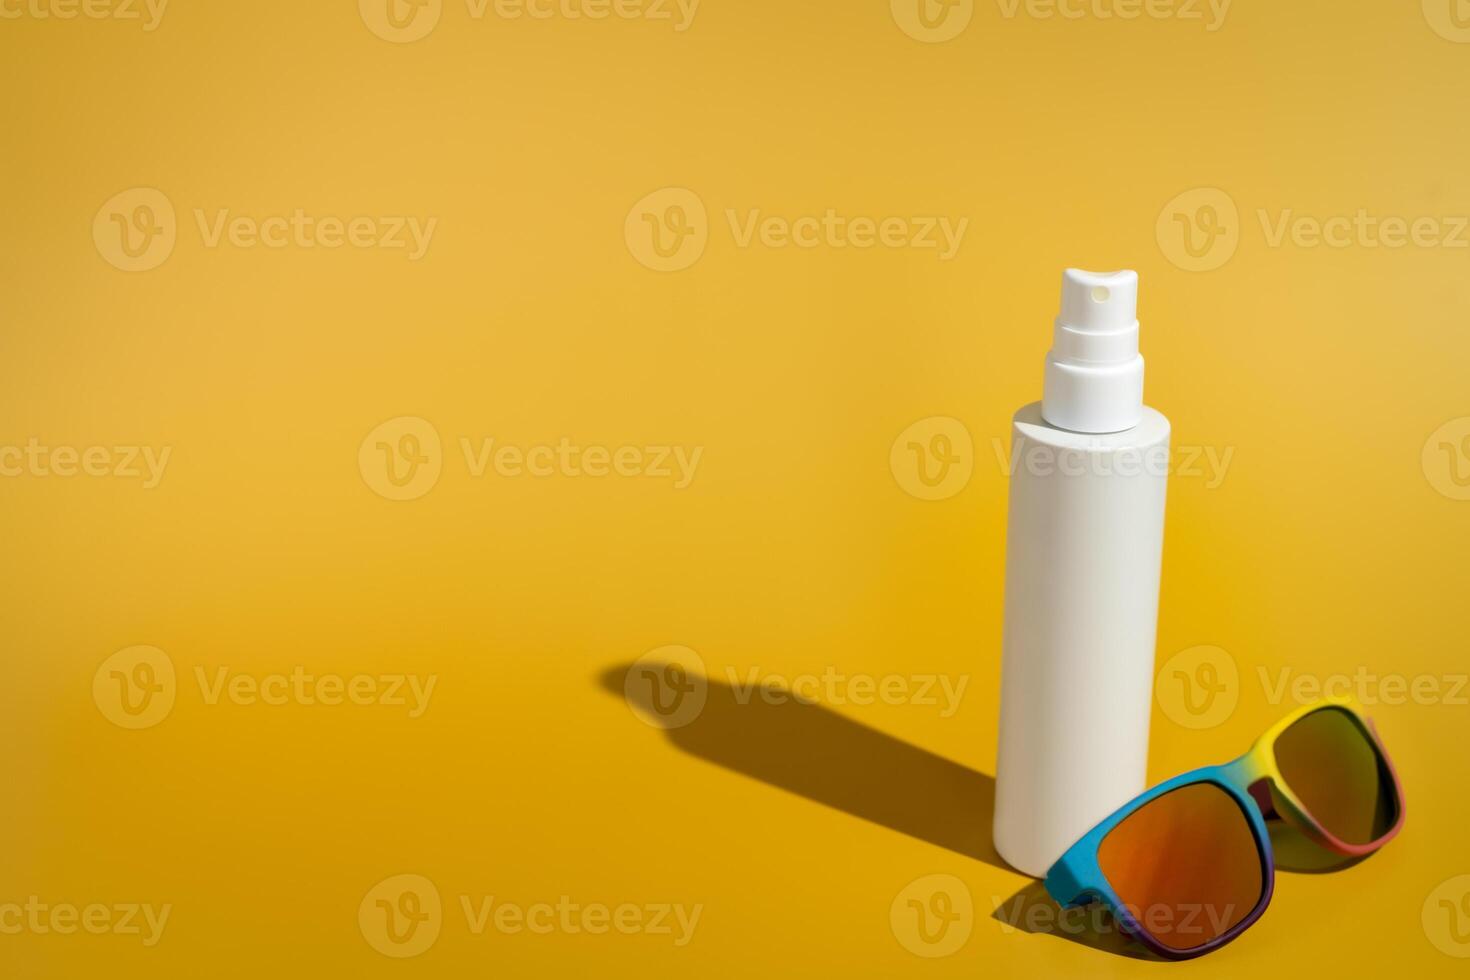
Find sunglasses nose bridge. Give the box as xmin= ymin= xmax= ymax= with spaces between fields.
xmin=1217 ymin=757 xmax=1279 ymax=820
xmin=1245 ymin=779 xmax=1278 ymax=819
xmin=1218 ymin=754 xmax=1261 ymax=786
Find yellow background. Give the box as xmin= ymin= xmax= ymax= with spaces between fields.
xmin=3 ymin=0 xmax=1470 ymax=976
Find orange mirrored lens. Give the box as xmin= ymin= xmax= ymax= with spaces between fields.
xmin=1097 ymin=782 xmax=1264 ymax=952
xmin=1272 ymin=706 xmax=1397 ymax=845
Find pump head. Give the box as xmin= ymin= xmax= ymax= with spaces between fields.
xmin=1041 ymin=269 xmax=1146 ymax=434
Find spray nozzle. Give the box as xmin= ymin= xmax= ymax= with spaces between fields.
xmin=1058 ymin=268 xmax=1138 ymax=334
xmin=1041 ymin=268 xmax=1146 ymax=434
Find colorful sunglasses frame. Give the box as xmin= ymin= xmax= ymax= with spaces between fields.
xmin=1043 ymin=699 xmax=1405 ymax=960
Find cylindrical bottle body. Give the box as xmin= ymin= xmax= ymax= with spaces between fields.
xmin=992 ymin=402 xmax=1171 ymax=876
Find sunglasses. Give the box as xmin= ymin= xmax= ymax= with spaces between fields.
xmin=1043 ymin=699 xmax=1404 ymax=959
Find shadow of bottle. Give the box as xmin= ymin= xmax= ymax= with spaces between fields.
xmin=601 ymin=661 xmax=1007 ymax=871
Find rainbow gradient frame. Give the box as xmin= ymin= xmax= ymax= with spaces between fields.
xmin=1043 ymin=699 xmax=1405 ymax=960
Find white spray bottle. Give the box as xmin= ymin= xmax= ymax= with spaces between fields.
xmin=992 ymin=269 xmax=1171 ymax=877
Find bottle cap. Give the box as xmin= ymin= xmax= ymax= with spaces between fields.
xmin=1041 ymin=269 xmax=1146 ymax=434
